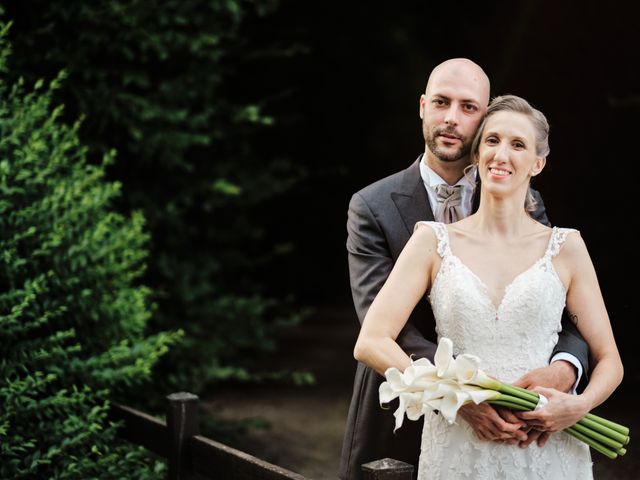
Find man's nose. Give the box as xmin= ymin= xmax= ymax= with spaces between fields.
xmin=444 ymin=105 xmax=460 ymax=126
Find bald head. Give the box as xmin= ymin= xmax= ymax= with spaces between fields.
xmin=425 ymin=58 xmax=490 ymax=107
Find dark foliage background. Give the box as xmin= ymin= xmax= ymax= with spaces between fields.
xmin=4 ymin=0 xmax=312 ymax=400
xmin=4 ymin=0 xmax=638 ymax=422
xmin=251 ymin=0 xmax=640 ymax=384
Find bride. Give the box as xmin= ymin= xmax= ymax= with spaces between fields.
xmin=353 ymin=95 xmax=623 ymax=479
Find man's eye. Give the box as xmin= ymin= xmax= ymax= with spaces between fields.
xmin=432 ymin=99 xmax=446 ymax=106
xmin=463 ymin=104 xmax=478 ymax=112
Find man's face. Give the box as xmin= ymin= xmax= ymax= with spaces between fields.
xmin=420 ymin=68 xmax=488 ymax=163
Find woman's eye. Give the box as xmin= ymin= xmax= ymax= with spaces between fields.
xmin=485 ymin=137 xmax=498 ymax=144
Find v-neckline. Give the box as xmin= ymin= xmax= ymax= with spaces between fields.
xmin=444 ymin=227 xmax=557 ymax=312
xmin=451 ymin=255 xmax=547 ymax=311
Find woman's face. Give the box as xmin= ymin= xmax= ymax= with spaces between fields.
xmin=476 ymin=111 xmax=545 ymax=196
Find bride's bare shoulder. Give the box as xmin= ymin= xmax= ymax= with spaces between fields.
xmin=557 ymin=229 xmax=587 ymax=259
xmin=411 ymin=222 xmax=441 ymax=251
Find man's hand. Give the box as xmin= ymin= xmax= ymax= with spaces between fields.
xmin=496 ymin=405 xmax=553 ymax=448
xmin=513 ymin=360 xmax=577 ymax=393
xmin=518 ymin=428 xmax=552 ymax=448
xmin=458 ymin=403 xmax=528 ymax=442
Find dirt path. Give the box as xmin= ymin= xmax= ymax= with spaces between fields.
xmin=202 ymin=306 xmax=637 ymax=479
xmin=203 ymin=306 xmax=358 ymax=479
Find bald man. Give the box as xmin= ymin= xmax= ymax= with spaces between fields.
xmin=339 ymin=59 xmax=589 ymax=479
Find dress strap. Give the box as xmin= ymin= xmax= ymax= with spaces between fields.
xmin=414 ymin=221 xmax=451 ymax=258
xmin=544 ymin=226 xmax=579 ymax=258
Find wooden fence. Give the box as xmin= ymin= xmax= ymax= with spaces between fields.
xmin=109 ymin=392 xmax=413 ymax=480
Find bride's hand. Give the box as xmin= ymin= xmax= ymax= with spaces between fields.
xmin=458 ymin=403 xmax=528 ymax=443
xmin=516 ymin=386 xmax=590 ymax=433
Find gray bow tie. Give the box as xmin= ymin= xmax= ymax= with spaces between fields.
xmin=435 ymin=184 xmax=463 ymax=224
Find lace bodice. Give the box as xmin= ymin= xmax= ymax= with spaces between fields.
xmin=415 ymin=221 xmax=592 ymax=480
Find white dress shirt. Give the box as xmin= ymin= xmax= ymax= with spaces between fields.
xmin=419 ymin=157 xmax=582 ymax=393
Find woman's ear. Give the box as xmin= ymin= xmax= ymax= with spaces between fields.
xmin=530 ymin=156 xmax=546 ymax=177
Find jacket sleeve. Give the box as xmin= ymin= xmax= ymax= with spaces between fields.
xmin=530 ymin=188 xmax=590 ymax=390
xmin=347 ymin=192 xmax=438 ymax=362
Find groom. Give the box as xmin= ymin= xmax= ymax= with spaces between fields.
xmin=339 ymin=58 xmax=589 ymax=480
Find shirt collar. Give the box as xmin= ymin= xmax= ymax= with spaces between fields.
xmin=420 ymin=158 xmax=476 ymax=189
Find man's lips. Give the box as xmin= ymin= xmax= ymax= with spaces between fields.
xmin=438 ymin=133 xmax=460 ymax=141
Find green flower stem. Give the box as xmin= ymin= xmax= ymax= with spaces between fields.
xmin=584 ymin=413 xmax=629 ymax=436
xmin=488 ymin=400 xmax=528 ymax=411
xmin=495 ymin=394 xmax=537 ymax=410
xmin=473 ymin=379 xmax=630 ymax=457
xmin=498 ymin=383 xmax=630 ymax=440
xmin=578 ymin=416 xmax=629 ymax=445
xmin=489 ymin=402 xmax=626 ymax=459
xmin=571 ymin=422 xmax=625 ymax=450
xmin=497 ymin=383 xmax=539 ymax=403
xmin=488 ymin=400 xmax=626 ymax=459
xmin=565 ymin=426 xmax=618 ymax=459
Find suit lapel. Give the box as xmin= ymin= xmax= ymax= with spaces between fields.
xmin=391 ymin=156 xmax=434 ymax=235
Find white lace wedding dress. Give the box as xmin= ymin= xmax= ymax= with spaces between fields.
xmin=417 ymin=221 xmax=592 ymax=480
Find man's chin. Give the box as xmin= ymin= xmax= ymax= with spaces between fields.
xmin=433 ymin=149 xmax=466 ymax=163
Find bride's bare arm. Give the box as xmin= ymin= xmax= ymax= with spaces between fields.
xmin=353 ymin=225 xmax=438 ymax=375
xmin=519 ymin=232 xmax=623 ymax=431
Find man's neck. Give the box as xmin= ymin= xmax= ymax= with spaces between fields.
xmin=423 ymin=150 xmax=470 ymax=185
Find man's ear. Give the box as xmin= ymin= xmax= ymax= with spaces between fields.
xmin=530 ymin=156 xmax=546 ymax=177
xmin=419 ymin=94 xmax=425 ymax=119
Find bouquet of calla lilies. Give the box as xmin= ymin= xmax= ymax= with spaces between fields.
xmin=379 ymin=338 xmax=630 ymax=459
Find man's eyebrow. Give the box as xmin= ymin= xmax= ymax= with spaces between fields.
xmin=430 ymin=93 xmax=480 ymax=105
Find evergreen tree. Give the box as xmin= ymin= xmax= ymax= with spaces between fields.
xmin=0 ymin=23 xmax=178 ymax=478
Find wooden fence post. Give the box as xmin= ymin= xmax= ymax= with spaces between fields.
xmin=361 ymin=458 xmax=414 ymax=480
xmin=167 ymin=392 xmax=200 ymax=480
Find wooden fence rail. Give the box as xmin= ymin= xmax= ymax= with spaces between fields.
xmin=109 ymin=392 xmax=414 ymax=480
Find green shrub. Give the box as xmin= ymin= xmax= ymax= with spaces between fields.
xmin=0 ymin=23 xmax=179 ymax=478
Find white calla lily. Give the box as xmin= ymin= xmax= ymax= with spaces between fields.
xmin=439 ymin=390 xmax=469 ymax=424
xmin=403 ymin=361 xmax=438 ymax=387
xmin=460 ymin=384 xmax=501 ymax=404
xmin=434 ymin=337 xmax=454 ymax=377
xmin=455 ymin=353 xmax=481 ymax=384
xmin=405 ymin=392 xmax=427 ymax=421
xmin=422 ymin=397 xmax=442 ymax=413
xmin=379 ymin=380 xmax=397 ymax=405
xmin=384 ymin=367 xmax=407 ymax=391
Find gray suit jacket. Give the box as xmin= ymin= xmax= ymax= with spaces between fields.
xmin=339 ymin=157 xmax=589 ymax=480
